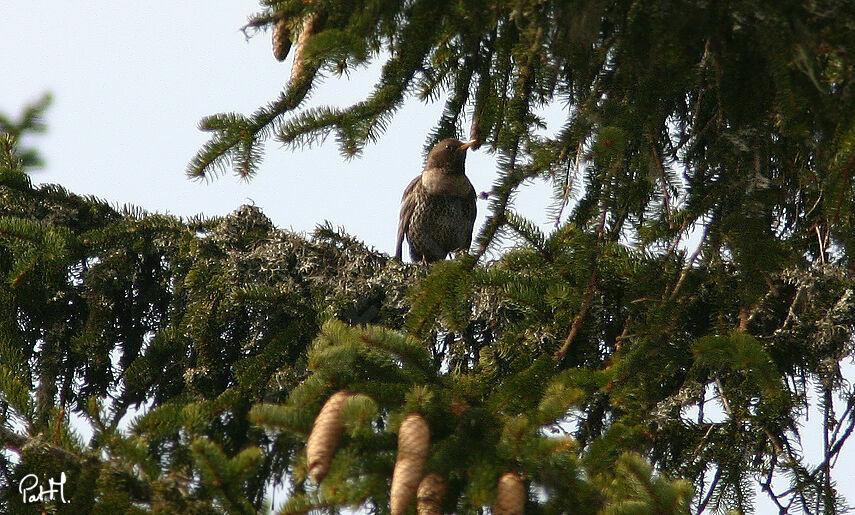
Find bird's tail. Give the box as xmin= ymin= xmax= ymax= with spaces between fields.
xmin=394 ymin=227 xmax=405 ymax=261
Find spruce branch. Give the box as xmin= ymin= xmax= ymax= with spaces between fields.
xmin=0 ymin=93 xmax=51 ymax=168
xmin=473 ymin=15 xmax=545 ymax=262
xmin=0 ymin=425 xmax=80 ymax=464
xmin=188 ymin=16 xmax=325 ymax=179
xmin=275 ymin=0 xmax=448 ymax=157
xmin=468 ymin=29 xmax=497 ymax=150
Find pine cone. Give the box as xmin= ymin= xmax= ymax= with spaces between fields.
xmin=272 ymin=16 xmax=291 ymax=61
xmin=494 ymin=472 xmax=525 ymax=515
xmin=390 ymin=413 xmax=430 ymax=515
xmin=306 ymin=390 xmax=351 ymax=483
xmin=417 ymin=473 xmax=446 ymax=515
xmin=290 ymin=12 xmax=322 ymax=86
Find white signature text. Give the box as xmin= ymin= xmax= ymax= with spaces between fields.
xmin=18 ymin=472 xmax=69 ymax=504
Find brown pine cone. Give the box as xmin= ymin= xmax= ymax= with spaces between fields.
xmin=494 ymin=472 xmax=525 ymax=515
xmin=390 ymin=413 xmax=430 ymax=515
xmin=306 ymin=390 xmax=351 ymax=483
xmin=417 ymin=472 xmax=446 ymax=515
xmin=272 ymin=16 xmax=291 ymax=61
xmin=290 ymin=12 xmax=322 ymax=86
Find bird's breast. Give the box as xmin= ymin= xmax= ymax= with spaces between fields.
xmin=420 ymin=169 xmax=473 ymax=198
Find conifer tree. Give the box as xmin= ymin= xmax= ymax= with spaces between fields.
xmin=3 ymin=1 xmax=855 ymax=513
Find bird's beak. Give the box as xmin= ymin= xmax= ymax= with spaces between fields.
xmin=458 ymin=140 xmax=478 ymax=152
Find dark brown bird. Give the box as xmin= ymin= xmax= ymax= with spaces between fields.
xmin=395 ymin=138 xmax=477 ymax=263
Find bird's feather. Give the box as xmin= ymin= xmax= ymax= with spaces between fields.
xmin=395 ymin=175 xmax=422 ymax=260
xmin=461 ymin=183 xmax=476 ymax=250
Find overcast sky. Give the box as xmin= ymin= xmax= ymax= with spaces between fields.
xmin=3 ymin=2 xmax=853 ymax=513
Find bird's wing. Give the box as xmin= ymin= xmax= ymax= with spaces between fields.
xmin=462 ymin=181 xmax=477 ymax=250
xmin=395 ymin=175 xmax=422 ymax=260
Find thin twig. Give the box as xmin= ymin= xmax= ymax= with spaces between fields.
xmin=554 ymin=273 xmax=597 ymax=362
xmin=759 ymin=460 xmax=788 ymax=512
xmin=714 ymin=376 xmax=732 ymax=416
xmin=821 ymin=384 xmax=834 ymax=510
xmin=554 ymin=208 xmax=606 ymax=362
xmin=0 ymin=425 xmax=78 ymax=463
xmin=668 ymin=223 xmax=710 ymax=301
xmin=697 ymin=465 xmax=722 ymax=512
xmin=647 ymin=129 xmax=673 ymax=224
xmin=809 ymin=402 xmax=855 ymax=481
xmin=554 ymin=140 xmax=585 ymax=227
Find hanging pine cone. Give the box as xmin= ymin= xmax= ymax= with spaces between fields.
xmin=306 ymin=390 xmax=351 ymax=483
xmin=290 ymin=12 xmax=322 ymax=86
xmin=417 ymin=472 xmax=446 ymax=515
xmin=272 ymin=16 xmax=291 ymax=61
xmin=494 ymin=472 xmax=525 ymax=515
xmin=390 ymin=413 xmax=430 ymax=515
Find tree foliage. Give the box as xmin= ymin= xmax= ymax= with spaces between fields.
xmin=0 ymin=93 xmax=50 ymax=169
xmin=3 ymin=0 xmax=855 ymax=513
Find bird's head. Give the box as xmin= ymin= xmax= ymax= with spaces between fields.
xmin=426 ymin=138 xmax=477 ymax=174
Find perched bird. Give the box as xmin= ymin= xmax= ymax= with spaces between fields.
xmin=396 ymin=138 xmax=477 ymax=263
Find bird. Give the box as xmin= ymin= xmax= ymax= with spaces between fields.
xmin=395 ymin=138 xmax=477 ymax=263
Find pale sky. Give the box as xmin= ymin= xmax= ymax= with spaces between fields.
xmin=3 ymin=2 xmax=853 ymax=513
